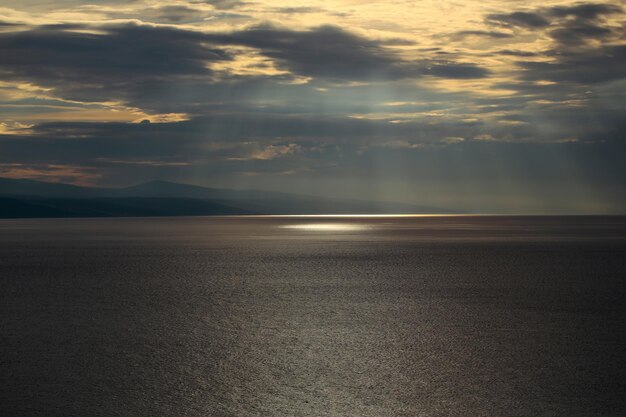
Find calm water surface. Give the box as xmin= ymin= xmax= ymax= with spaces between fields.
xmin=1 ymin=216 xmax=625 ymax=416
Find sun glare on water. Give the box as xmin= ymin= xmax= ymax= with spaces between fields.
xmin=280 ymin=223 xmax=369 ymax=232
xmin=276 ymin=214 xmax=450 ymax=232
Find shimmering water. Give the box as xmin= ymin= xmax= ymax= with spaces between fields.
xmin=1 ymin=216 xmax=625 ymax=416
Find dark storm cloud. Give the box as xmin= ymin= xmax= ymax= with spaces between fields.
xmin=547 ymin=3 xmax=622 ymax=19
xmin=205 ymin=25 xmax=489 ymax=81
xmin=0 ymin=24 xmax=229 ymax=102
xmin=486 ymin=3 xmax=622 ymax=32
xmin=548 ymin=22 xmax=614 ymax=46
xmin=0 ymin=111 xmax=485 ymax=169
xmin=205 ymin=25 xmax=403 ymax=80
xmin=1 ymin=111 xmax=625 ymax=208
xmin=0 ymin=115 xmax=362 ymax=183
xmin=420 ymin=62 xmax=489 ymax=79
xmin=484 ymin=3 xmax=624 ymax=90
xmin=6 ymin=113 xmax=405 ymax=146
xmin=0 ymin=22 xmax=488 ymax=110
xmin=519 ymin=44 xmax=626 ymax=84
xmin=11 ymin=98 xmax=623 ymax=169
xmin=545 ymin=3 xmax=623 ymax=47
xmin=486 ymin=12 xmax=550 ymax=29
xmin=0 ymin=21 xmax=22 ymax=27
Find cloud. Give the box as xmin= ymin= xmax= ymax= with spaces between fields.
xmin=0 ymin=23 xmax=229 ymax=103
xmin=0 ymin=0 xmax=623 ymax=212
xmin=271 ymin=7 xmax=325 ymax=14
xmin=486 ymin=3 xmax=623 ymax=33
xmin=450 ymin=30 xmax=514 ymax=40
xmin=420 ymin=62 xmax=489 ymax=79
xmin=440 ymin=136 xmax=465 ymax=144
xmin=247 ymin=144 xmax=301 ymax=160
xmin=548 ymin=22 xmax=615 ymax=46
xmin=205 ymin=25 xmax=489 ymax=81
xmin=1 ymin=95 xmax=624 ymax=212
xmin=0 ymin=22 xmax=490 ymax=116
xmin=204 ymin=25 xmax=405 ymax=81
xmin=201 ymin=0 xmax=247 ymax=10
xmin=146 ymin=6 xmax=207 ymax=23
xmin=494 ymin=49 xmax=538 ymax=57
xmin=486 ymin=12 xmax=550 ymax=29
xmin=484 ymin=3 xmax=624 ymax=90
xmin=545 ymin=3 xmax=624 ymax=47
xmin=547 ymin=3 xmax=622 ymax=20
xmin=0 ymin=111 xmax=475 ymax=169
xmin=0 ymin=162 xmax=102 ymax=185
xmin=519 ymin=44 xmax=626 ymax=84
xmin=0 ymin=20 xmax=22 ymax=27
xmin=474 ymin=134 xmax=495 ymax=142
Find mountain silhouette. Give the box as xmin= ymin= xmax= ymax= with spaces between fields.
xmin=0 ymin=178 xmax=456 ymax=218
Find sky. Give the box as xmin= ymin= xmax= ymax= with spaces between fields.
xmin=0 ymin=0 xmax=624 ymax=213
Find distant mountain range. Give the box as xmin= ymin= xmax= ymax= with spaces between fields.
xmin=0 ymin=178 xmax=455 ymax=218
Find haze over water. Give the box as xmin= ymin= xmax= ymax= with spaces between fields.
xmin=1 ymin=216 xmax=625 ymax=416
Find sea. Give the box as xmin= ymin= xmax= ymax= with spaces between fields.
xmin=1 ymin=215 xmax=625 ymax=417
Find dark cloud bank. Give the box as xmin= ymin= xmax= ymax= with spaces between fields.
xmin=0 ymin=2 xmax=624 ymax=212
